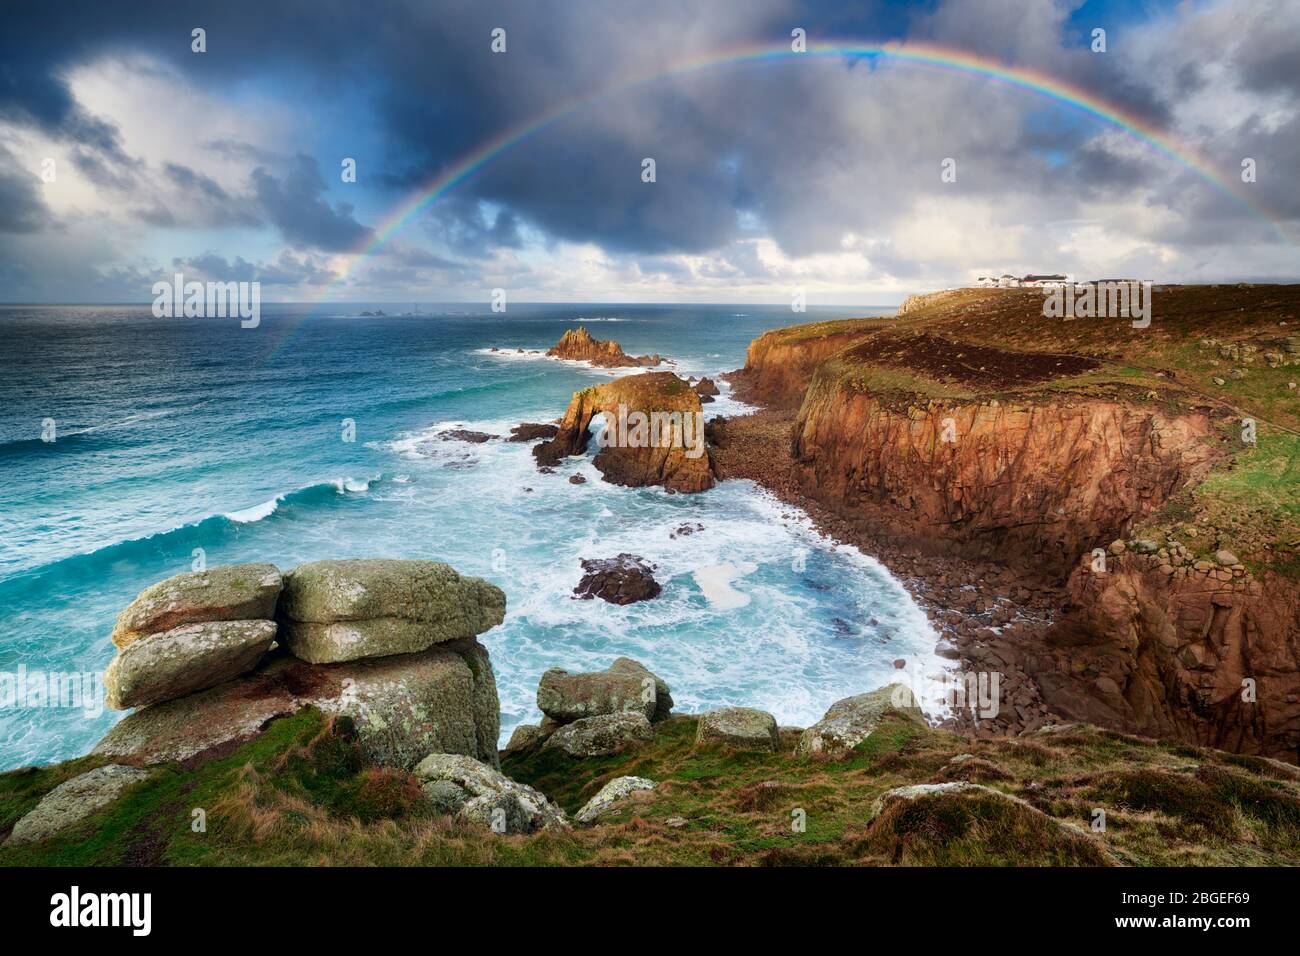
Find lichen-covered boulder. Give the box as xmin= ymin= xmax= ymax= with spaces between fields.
xmin=93 ymin=638 xmax=500 ymax=770
xmin=798 ymin=684 xmax=925 ymax=756
xmin=278 ymin=559 xmax=505 ymax=663
xmin=543 ymin=712 xmax=653 ymax=757
xmin=504 ymin=723 xmax=548 ymax=752
xmin=574 ymin=776 xmax=656 ymax=824
xmin=536 ymin=657 xmax=672 ymax=724
xmin=104 ymin=620 xmax=277 ymax=710
xmin=414 ymin=753 xmax=569 ymax=833
xmin=695 ymin=707 xmax=779 ymax=751
xmin=110 ymin=563 xmax=282 ymax=647
xmin=609 ymin=658 xmax=673 ymax=721
xmin=6 ymin=765 xmax=150 ymax=845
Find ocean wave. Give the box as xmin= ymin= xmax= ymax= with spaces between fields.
xmin=222 ymin=475 xmax=380 ymax=523
xmin=0 ymin=410 xmax=177 ymax=457
xmin=2 ymin=475 xmax=381 ymax=588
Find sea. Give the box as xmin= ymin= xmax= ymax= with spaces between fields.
xmin=0 ymin=302 xmax=945 ymax=770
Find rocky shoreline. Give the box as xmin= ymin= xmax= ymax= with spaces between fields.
xmin=708 ymin=406 xmax=1063 ymax=739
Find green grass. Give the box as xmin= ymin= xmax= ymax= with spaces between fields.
xmin=1195 ymin=430 xmax=1300 ymax=517
xmin=3 ymin=710 xmax=1299 ymax=867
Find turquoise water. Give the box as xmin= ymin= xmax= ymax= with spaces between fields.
xmin=0 ymin=303 xmax=942 ymax=769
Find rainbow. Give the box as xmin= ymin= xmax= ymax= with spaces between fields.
xmin=271 ymin=40 xmax=1289 ymax=349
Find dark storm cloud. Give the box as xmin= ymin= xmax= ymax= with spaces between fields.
xmin=251 ymin=154 xmax=372 ymax=251
xmin=170 ymin=250 xmax=337 ymax=286
xmin=422 ymin=197 xmax=524 ymax=258
xmin=0 ymin=147 xmax=47 ymax=232
xmin=1070 ymin=142 xmax=1152 ymax=191
xmin=1232 ymin=12 xmax=1300 ymax=94
xmin=162 ymin=162 xmax=263 ymax=227
xmin=69 ymin=146 xmax=141 ymax=190
xmin=164 ymin=163 xmax=232 ymax=203
xmin=1 ymin=0 xmax=1296 ymax=278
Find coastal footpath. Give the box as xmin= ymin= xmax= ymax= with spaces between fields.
xmin=717 ymin=284 xmax=1300 ymax=761
xmin=3 ymin=558 xmax=1299 ymax=866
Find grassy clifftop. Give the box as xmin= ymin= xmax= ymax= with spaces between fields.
xmin=743 ymin=285 xmax=1300 ymax=579
xmin=4 ymin=707 xmax=1299 ymax=866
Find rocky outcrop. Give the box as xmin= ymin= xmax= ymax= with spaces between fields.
xmin=93 ymin=559 xmax=506 ymax=770
xmin=543 ymin=712 xmax=653 ymax=756
xmin=1040 ymin=554 xmax=1300 ymax=759
xmin=102 ymin=562 xmax=282 ymax=710
xmin=277 ymin=559 xmax=505 ymax=664
xmin=791 ymin=388 xmax=1221 ymax=577
xmin=693 ymin=377 xmax=719 ymax=403
xmin=533 ymin=372 xmax=715 ymax=492
xmin=574 ymin=776 xmax=656 ymax=824
xmin=536 ymin=657 xmax=673 ymax=724
xmin=799 ymin=684 xmax=926 ymax=756
xmin=414 ymin=753 xmax=569 ymax=833
xmin=439 ymin=429 xmax=496 ymax=443
xmin=895 ymin=289 xmax=966 ymax=317
xmin=6 ymin=765 xmax=150 ymax=845
xmin=573 ymin=554 xmax=662 ymax=605
xmin=104 ymin=620 xmax=276 ymax=710
xmin=546 ymin=327 xmax=661 ymax=368
xmin=695 ymin=707 xmax=779 ymax=751
xmin=727 ymin=322 xmax=876 ymax=407
xmin=111 ymin=562 xmax=282 ymax=647
xmin=508 ymin=422 xmax=559 ymax=443
xmin=94 ymin=638 xmax=500 ymax=769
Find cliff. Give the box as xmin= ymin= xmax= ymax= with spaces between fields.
xmin=728 ymin=317 xmax=881 ymax=406
xmin=792 ymin=383 xmax=1221 ymax=577
xmin=1046 ymin=554 xmax=1300 ymax=757
xmin=534 ymin=371 xmax=715 ymax=492
xmin=722 ymin=284 xmax=1300 ymax=760
xmin=546 ymin=326 xmax=661 ymax=368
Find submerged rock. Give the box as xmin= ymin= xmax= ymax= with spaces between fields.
xmin=439 ymin=429 xmax=497 ymax=443
xmin=696 ymin=707 xmax=779 ymax=751
xmin=799 ymin=684 xmax=925 ymax=756
xmin=6 ymin=765 xmax=150 ymax=845
xmin=93 ymin=638 xmax=500 ymax=770
xmin=543 ymin=712 xmax=653 ymax=757
xmin=104 ymin=620 xmax=276 ymax=710
xmin=414 ymin=753 xmax=569 ymax=833
xmin=278 ymin=559 xmax=505 ymax=663
xmin=573 ymin=554 xmax=662 ymax=605
xmin=574 ymin=776 xmax=656 ymax=824
xmin=508 ymin=422 xmax=560 ymax=442
xmin=110 ymin=563 xmax=282 ymax=648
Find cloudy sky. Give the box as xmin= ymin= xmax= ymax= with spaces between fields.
xmin=2 ymin=0 xmax=1297 ymax=305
